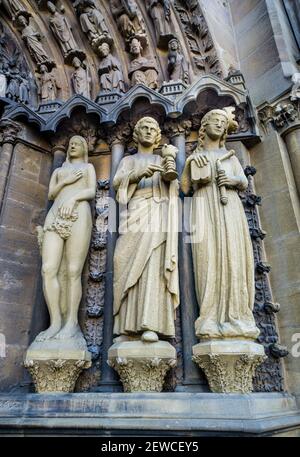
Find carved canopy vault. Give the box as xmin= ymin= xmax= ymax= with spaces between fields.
xmin=0 ymin=0 xmax=288 ymax=400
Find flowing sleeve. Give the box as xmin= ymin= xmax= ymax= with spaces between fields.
xmin=113 ymin=156 xmax=138 ymax=204
xmin=232 ymin=156 xmax=248 ymax=191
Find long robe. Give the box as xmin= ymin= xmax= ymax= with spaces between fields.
xmin=186 ymin=148 xmax=259 ymax=340
xmin=113 ymin=153 xmax=179 ymax=337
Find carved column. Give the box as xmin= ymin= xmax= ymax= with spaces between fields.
xmin=0 ymin=119 xmax=22 ymax=217
xmin=165 ymin=119 xmax=205 ymax=391
xmin=283 ymin=127 xmax=300 ymax=196
xmin=97 ymin=125 xmax=129 ymax=391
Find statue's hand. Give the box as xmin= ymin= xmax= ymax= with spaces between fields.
xmin=64 ymin=170 xmax=83 ymax=186
xmin=139 ymin=164 xmax=164 ymax=179
xmin=217 ymin=170 xmax=240 ymax=189
xmin=59 ymin=198 xmax=76 ymax=219
xmin=189 ymin=152 xmax=208 ymax=168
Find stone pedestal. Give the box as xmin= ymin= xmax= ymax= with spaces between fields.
xmin=108 ymin=340 xmax=176 ymax=393
xmin=24 ymin=335 xmax=91 ymax=393
xmin=192 ymin=340 xmax=266 ymax=393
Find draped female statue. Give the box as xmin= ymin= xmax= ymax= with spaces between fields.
xmin=181 ymin=109 xmax=260 ymax=340
xmin=113 ymin=117 xmax=179 ymax=343
xmin=36 ymin=136 xmax=96 ymax=342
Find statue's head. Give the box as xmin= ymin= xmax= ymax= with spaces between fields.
xmin=39 ymin=64 xmax=48 ymax=74
xmin=130 ymin=38 xmax=142 ymax=56
xmin=72 ymin=57 xmax=81 ymax=68
xmin=168 ymin=38 xmax=179 ymax=52
xmin=98 ymin=42 xmax=110 ymax=57
xmin=196 ymin=109 xmax=231 ymax=151
xmin=67 ymin=135 xmax=88 ymax=163
xmin=133 ymin=117 xmax=161 ymax=150
xmin=18 ymin=14 xmax=28 ymax=27
xmin=47 ymin=1 xmax=56 ymax=13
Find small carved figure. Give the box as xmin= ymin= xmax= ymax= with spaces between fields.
xmin=36 ymin=135 xmax=96 ymax=341
xmin=181 ymin=109 xmax=260 ymax=340
xmin=47 ymin=2 xmax=79 ymax=58
xmin=98 ymin=42 xmax=125 ymax=93
xmin=146 ymin=0 xmax=173 ymax=48
xmin=290 ymin=72 xmax=300 ymax=101
xmin=37 ymin=64 xmax=60 ymax=102
xmin=18 ymin=14 xmax=51 ymax=66
xmin=128 ymin=37 xmax=158 ymax=89
xmin=167 ymin=38 xmax=189 ymax=84
xmin=111 ymin=0 xmax=145 ymax=42
xmin=19 ymin=72 xmax=30 ymax=104
xmin=0 ymin=62 xmax=8 ymax=97
xmin=78 ymin=1 xmax=110 ymax=46
xmin=71 ymin=56 xmax=91 ymax=98
xmin=6 ymin=64 xmax=20 ymax=101
xmin=0 ymin=0 xmax=26 ymax=20
xmin=113 ymin=117 xmax=179 ymax=342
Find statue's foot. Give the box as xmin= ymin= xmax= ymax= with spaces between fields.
xmin=35 ymin=324 xmax=61 ymax=342
xmin=54 ymin=322 xmax=80 ymax=340
xmin=141 ymin=331 xmax=159 ymax=343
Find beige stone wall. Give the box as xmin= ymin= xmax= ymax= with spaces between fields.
xmin=251 ymin=131 xmax=300 ymax=397
xmin=229 ymin=0 xmax=292 ymax=105
xmin=0 ymin=138 xmax=52 ymax=391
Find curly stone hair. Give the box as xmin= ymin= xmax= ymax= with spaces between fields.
xmin=196 ymin=109 xmax=229 ymax=152
xmin=133 ymin=117 xmax=161 ymax=150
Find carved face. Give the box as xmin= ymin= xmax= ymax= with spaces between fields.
xmin=137 ymin=119 xmax=159 ymax=148
xmin=169 ymin=39 xmax=179 ymax=51
xmin=18 ymin=15 xmax=27 ymax=27
xmin=67 ymin=136 xmax=86 ymax=161
xmin=130 ymin=38 xmax=142 ymax=55
xmin=40 ymin=64 xmax=47 ymax=74
xmin=205 ymin=113 xmax=228 ymax=140
xmin=98 ymin=43 xmax=110 ymax=57
xmin=72 ymin=57 xmax=81 ymax=68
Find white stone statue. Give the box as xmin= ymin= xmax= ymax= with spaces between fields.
xmin=37 ymin=64 xmax=61 ymax=102
xmin=71 ymin=56 xmax=91 ymax=98
xmin=181 ymin=109 xmax=260 ymax=340
xmin=113 ymin=117 xmax=179 ymax=343
xmin=47 ymin=2 xmax=79 ymax=58
xmin=36 ymin=135 xmax=96 ymax=342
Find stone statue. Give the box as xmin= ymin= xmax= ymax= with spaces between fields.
xmin=290 ymin=73 xmax=300 ymax=101
xmin=71 ymin=56 xmax=91 ymax=98
xmin=128 ymin=38 xmax=158 ymax=89
xmin=37 ymin=64 xmax=61 ymax=102
xmin=0 ymin=0 xmax=26 ymax=20
xmin=18 ymin=72 xmax=30 ymax=104
xmin=98 ymin=42 xmax=125 ymax=93
xmin=47 ymin=2 xmax=79 ymax=59
xmin=36 ymin=135 xmax=96 ymax=342
xmin=181 ymin=109 xmax=260 ymax=340
xmin=0 ymin=63 xmax=8 ymax=97
xmin=78 ymin=1 xmax=110 ymax=46
xmin=110 ymin=0 xmax=145 ymax=42
xmin=146 ymin=0 xmax=173 ymax=48
xmin=168 ymin=38 xmax=190 ymax=84
xmin=113 ymin=117 xmax=179 ymax=343
xmin=18 ymin=14 xmax=52 ymax=66
xmin=6 ymin=65 xmax=20 ymax=101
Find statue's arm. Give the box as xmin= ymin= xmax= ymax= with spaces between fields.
xmin=48 ymin=169 xmax=64 ymax=200
xmin=181 ymin=157 xmax=192 ymax=195
xmin=72 ymin=164 xmax=97 ymax=202
xmin=233 ymin=156 xmax=248 ymax=191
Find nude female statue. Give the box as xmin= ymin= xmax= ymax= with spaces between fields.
xmin=36 ymin=135 xmax=96 ymax=342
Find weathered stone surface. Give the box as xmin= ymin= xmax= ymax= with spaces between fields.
xmin=193 ymin=340 xmax=266 ymax=393
xmin=108 ymin=340 xmax=176 ymax=393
